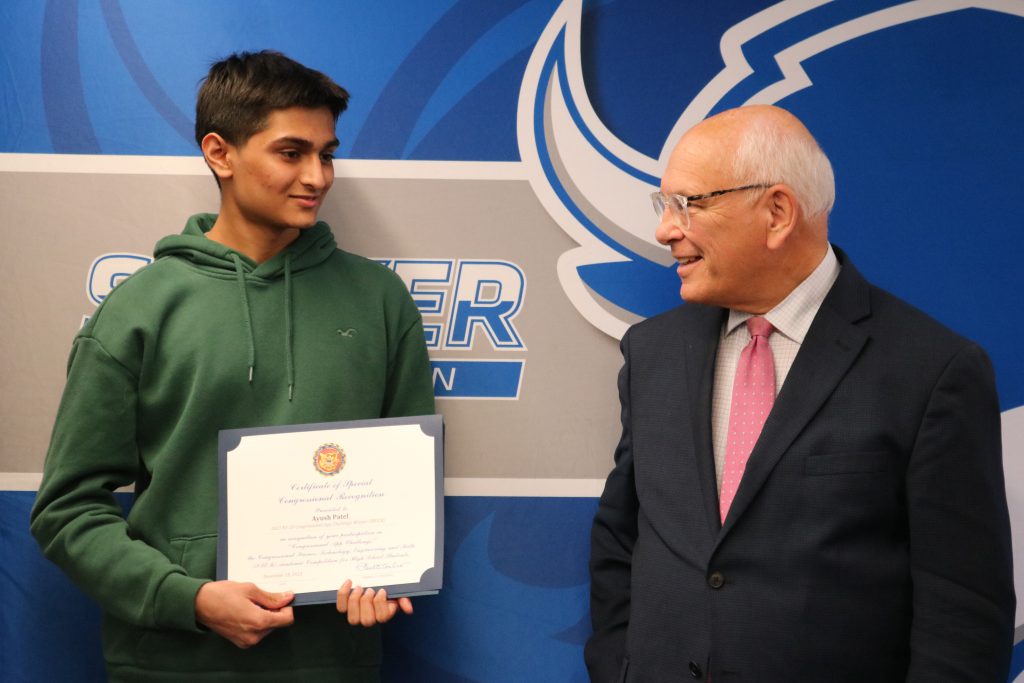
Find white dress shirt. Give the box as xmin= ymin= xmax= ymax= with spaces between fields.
xmin=711 ymin=245 xmax=841 ymax=490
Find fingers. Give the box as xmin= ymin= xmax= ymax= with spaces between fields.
xmin=358 ymin=588 xmax=377 ymax=627
xmin=397 ymin=597 xmax=414 ymax=615
xmin=373 ymin=588 xmax=398 ymax=624
xmin=249 ymin=586 xmax=295 ymax=611
xmin=339 ymin=581 xmax=366 ymax=626
xmin=262 ymin=604 xmax=295 ymax=629
xmin=346 ymin=585 xmax=365 ymax=626
xmin=245 ymin=584 xmax=294 ymax=630
xmin=336 ymin=582 xmax=412 ymax=626
xmin=336 ymin=579 xmax=352 ymax=613
xmin=195 ymin=580 xmax=295 ymax=649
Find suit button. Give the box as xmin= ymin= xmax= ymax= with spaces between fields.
xmin=688 ymin=660 xmax=703 ymax=678
xmin=708 ymin=571 xmax=724 ymax=589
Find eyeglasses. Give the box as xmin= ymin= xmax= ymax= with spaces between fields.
xmin=650 ymin=184 xmax=772 ymax=231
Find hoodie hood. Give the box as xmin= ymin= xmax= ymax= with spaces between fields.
xmin=154 ymin=213 xmax=336 ymax=277
xmin=154 ymin=213 xmax=338 ymax=400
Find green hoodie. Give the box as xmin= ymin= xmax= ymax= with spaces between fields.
xmin=31 ymin=214 xmax=435 ymax=681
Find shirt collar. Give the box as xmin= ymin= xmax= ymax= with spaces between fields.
xmin=724 ymin=244 xmax=841 ymax=343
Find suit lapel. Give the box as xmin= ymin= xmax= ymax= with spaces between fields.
xmin=718 ymin=250 xmax=872 ymax=537
xmin=681 ymin=305 xmax=728 ymax=535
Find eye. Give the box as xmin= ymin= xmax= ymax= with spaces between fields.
xmin=320 ymin=152 xmax=335 ymax=163
xmin=281 ymin=150 xmax=300 ymax=160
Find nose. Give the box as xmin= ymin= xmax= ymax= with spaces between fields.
xmin=300 ymin=155 xmax=329 ymax=190
xmin=655 ymin=214 xmax=684 ymax=245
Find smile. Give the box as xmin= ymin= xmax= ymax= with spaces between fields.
xmin=677 ymin=256 xmax=702 ymax=265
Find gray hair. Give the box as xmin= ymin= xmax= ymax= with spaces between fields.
xmin=730 ymin=117 xmax=835 ymax=219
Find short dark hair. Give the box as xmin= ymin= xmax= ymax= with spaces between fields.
xmin=195 ymin=50 xmax=349 ymax=148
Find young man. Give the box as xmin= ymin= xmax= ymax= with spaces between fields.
xmin=31 ymin=51 xmax=434 ymax=681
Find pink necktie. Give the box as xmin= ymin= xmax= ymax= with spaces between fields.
xmin=719 ymin=317 xmax=776 ymax=523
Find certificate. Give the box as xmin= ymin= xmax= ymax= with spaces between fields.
xmin=217 ymin=415 xmax=443 ymax=605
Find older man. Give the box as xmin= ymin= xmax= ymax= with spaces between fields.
xmin=586 ymin=105 xmax=1014 ymax=682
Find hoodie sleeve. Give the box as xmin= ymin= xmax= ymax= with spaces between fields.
xmin=381 ymin=286 xmax=436 ymax=418
xmin=30 ymin=335 xmax=207 ymax=632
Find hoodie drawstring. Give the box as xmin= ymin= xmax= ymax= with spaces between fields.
xmin=231 ymin=252 xmax=296 ymax=401
xmin=231 ymin=254 xmax=257 ymax=383
xmin=284 ymin=252 xmax=294 ymax=401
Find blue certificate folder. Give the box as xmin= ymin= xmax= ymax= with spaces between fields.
xmin=217 ymin=414 xmax=444 ymax=606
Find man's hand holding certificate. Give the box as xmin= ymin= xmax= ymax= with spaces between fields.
xmin=217 ymin=415 xmax=444 ymax=606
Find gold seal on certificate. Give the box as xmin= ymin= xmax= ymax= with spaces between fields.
xmin=217 ymin=415 xmax=444 ymax=605
xmin=313 ymin=443 xmax=345 ymax=476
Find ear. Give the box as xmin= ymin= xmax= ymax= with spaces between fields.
xmin=200 ymin=132 xmax=234 ymax=181
xmin=764 ymin=185 xmax=799 ymax=250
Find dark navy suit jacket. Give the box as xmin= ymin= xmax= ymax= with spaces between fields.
xmin=586 ymin=248 xmax=1014 ymax=682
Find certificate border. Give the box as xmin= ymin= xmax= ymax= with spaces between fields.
xmin=217 ymin=414 xmax=444 ymax=605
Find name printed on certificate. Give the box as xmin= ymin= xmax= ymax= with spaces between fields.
xmin=218 ymin=415 xmax=443 ymax=605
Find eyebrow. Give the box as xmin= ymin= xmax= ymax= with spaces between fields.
xmin=272 ymin=136 xmax=340 ymax=150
